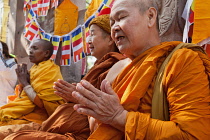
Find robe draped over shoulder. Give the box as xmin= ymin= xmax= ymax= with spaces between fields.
xmin=88 ymin=41 xmax=210 ymax=140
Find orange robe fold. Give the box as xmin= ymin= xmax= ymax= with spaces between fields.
xmin=0 ymin=60 xmax=64 ymax=126
xmin=88 ymin=41 xmax=210 ymax=139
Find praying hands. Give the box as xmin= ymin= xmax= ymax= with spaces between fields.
xmin=72 ymin=79 xmax=128 ymax=132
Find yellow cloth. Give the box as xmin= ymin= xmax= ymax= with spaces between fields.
xmin=54 ymin=0 xmax=78 ymax=36
xmin=85 ymin=0 xmax=103 ymax=21
xmin=88 ymin=41 xmax=210 ymax=139
xmin=192 ymin=0 xmax=210 ymax=43
xmin=0 ymin=60 xmax=64 ymax=126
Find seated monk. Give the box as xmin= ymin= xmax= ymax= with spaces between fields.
xmin=0 ymin=39 xmax=64 ymax=126
xmin=1 ymin=14 xmax=126 ymax=140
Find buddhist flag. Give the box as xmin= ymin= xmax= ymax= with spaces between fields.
xmin=51 ymin=36 xmax=60 ymax=60
xmin=51 ymin=0 xmax=59 ymax=8
xmin=98 ymin=4 xmax=111 ymax=16
xmin=32 ymin=0 xmax=38 ymax=15
xmin=24 ymin=9 xmax=36 ymax=33
xmin=44 ymin=33 xmax=52 ymax=41
xmin=24 ymin=0 xmax=31 ymax=15
xmin=96 ymin=3 xmax=104 ymax=14
xmin=38 ymin=0 xmax=50 ymax=16
xmin=39 ymin=28 xmax=45 ymax=39
xmin=24 ymin=20 xmax=39 ymax=41
xmin=182 ymin=0 xmax=194 ymax=43
xmin=71 ymin=25 xmax=85 ymax=63
xmin=103 ymin=0 xmax=115 ymax=8
xmin=83 ymin=15 xmax=96 ymax=54
xmin=61 ymin=35 xmax=71 ymax=66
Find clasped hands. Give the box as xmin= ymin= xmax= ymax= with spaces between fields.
xmin=15 ymin=63 xmax=30 ymax=87
xmin=54 ymin=79 xmax=127 ymax=131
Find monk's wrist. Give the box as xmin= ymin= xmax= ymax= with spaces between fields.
xmin=110 ymin=110 xmax=128 ymax=132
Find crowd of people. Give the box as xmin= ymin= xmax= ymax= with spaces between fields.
xmin=0 ymin=0 xmax=209 ymax=139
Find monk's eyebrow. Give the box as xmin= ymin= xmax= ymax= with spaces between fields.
xmin=111 ymin=9 xmax=127 ymax=19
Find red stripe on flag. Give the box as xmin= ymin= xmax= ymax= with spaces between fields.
xmin=72 ymin=38 xmax=83 ymax=47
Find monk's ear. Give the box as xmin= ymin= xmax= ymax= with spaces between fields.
xmin=107 ymin=35 xmax=115 ymax=46
xmin=147 ymin=7 xmax=157 ymax=28
xmin=44 ymin=50 xmax=50 ymax=58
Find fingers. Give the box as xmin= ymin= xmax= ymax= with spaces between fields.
xmin=100 ymin=79 xmax=106 ymax=92
xmin=104 ymin=80 xmax=116 ymax=95
xmin=73 ymin=104 xmax=98 ymax=118
xmin=57 ymin=79 xmax=73 ymax=88
xmin=53 ymin=80 xmax=76 ymax=94
xmin=54 ymin=91 xmax=69 ymax=102
xmin=79 ymin=80 xmax=102 ymax=97
xmin=100 ymin=79 xmax=116 ymax=96
xmin=72 ymin=91 xmax=97 ymax=109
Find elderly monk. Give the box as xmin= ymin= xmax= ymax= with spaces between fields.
xmin=68 ymin=0 xmax=210 ymax=139
xmin=0 ymin=39 xmax=64 ymax=126
xmin=2 ymin=14 xmax=126 ymax=140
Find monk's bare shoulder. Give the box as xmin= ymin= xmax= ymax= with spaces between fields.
xmin=106 ymin=58 xmax=132 ymax=84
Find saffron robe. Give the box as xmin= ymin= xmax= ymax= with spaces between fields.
xmin=2 ymin=52 xmax=126 ymax=140
xmin=88 ymin=41 xmax=210 ymax=139
xmin=0 ymin=60 xmax=64 ymax=126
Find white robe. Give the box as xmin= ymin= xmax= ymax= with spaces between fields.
xmin=0 ymin=44 xmax=17 ymax=106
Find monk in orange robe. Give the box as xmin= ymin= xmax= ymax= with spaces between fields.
xmin=2 ymin=14 xmax=126 ymax=140
xmin=62 ymin=0 xmax=209 ymax=139
xmin=0 ymin=39 xmax=64 ymax=126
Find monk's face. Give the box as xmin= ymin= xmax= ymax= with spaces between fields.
xmin=88 ymin=24 xmax=112 ymax=60
xmin=110 ymin=0 xmax=151 ymax=59
xmin=28 ymin=40 xmax=49 ymax=65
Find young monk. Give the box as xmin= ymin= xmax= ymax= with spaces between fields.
xmin=1 ymin=14 xmax=126 ymax=140
xmin=70 ymin=0 xmax=210 ymax=139
xmin=0 ymin=39 xmax=64 ymax=126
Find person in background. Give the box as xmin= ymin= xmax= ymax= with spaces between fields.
xmin=0 ymin=41 xmax=17 ymax=107
xmin=0 ymin=39 xmax=64 ymax=126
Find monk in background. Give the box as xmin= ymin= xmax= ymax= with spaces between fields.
xmin=1 ymin=14 xmax=127 ymax=140
xmin=67 ymin=0 xmax=210 ymax=139
xmin=0 ymin=39 xmax=64 ymax=126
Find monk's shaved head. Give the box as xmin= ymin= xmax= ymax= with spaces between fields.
xmin=131 ymin=0 xmax=158 ymax=14
xmin=33 ymin=39 xmax=54 ymax=59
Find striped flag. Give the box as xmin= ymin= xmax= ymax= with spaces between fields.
xmin=24 ymin=0 xmax=31 ymax=15
xmin=44 ymin=33 xmax=52 ymax=41
xmin=182 ymin=0 xmax=194 ymax=43
xmin=83 ymin=15 xmax=96 ymax=54
xmin=71 ymin=25 xmax=85 ymax=63
xmin=31 ymin=0 xmax=38 ymax=15
xmin=98 ymin=4 xmax=111 ymax=16
xmin=103 ymin=0 xmax=115 ymax=8
xmin=38 ymin=0 xmax=50 ymax=16
xmin=50 ymin=0 xmax=59 ymax=8
xmin=61 ymin=35 xmax=71 ymax=66
xmin=51 ymin=36 xmax=61 ymax=60
xmin=24 ymin=9 xmax=36 ymax=33
xmin=97 ymin=3 xmax=105 ymax=14
xmin=24 ymin=20 xmax=39 ymax=41
xmin=39 ymin=28 xmax=45 ymax=39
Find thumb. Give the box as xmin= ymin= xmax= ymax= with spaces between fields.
xmin=104 ymin=80 xmax=116 ymax=96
